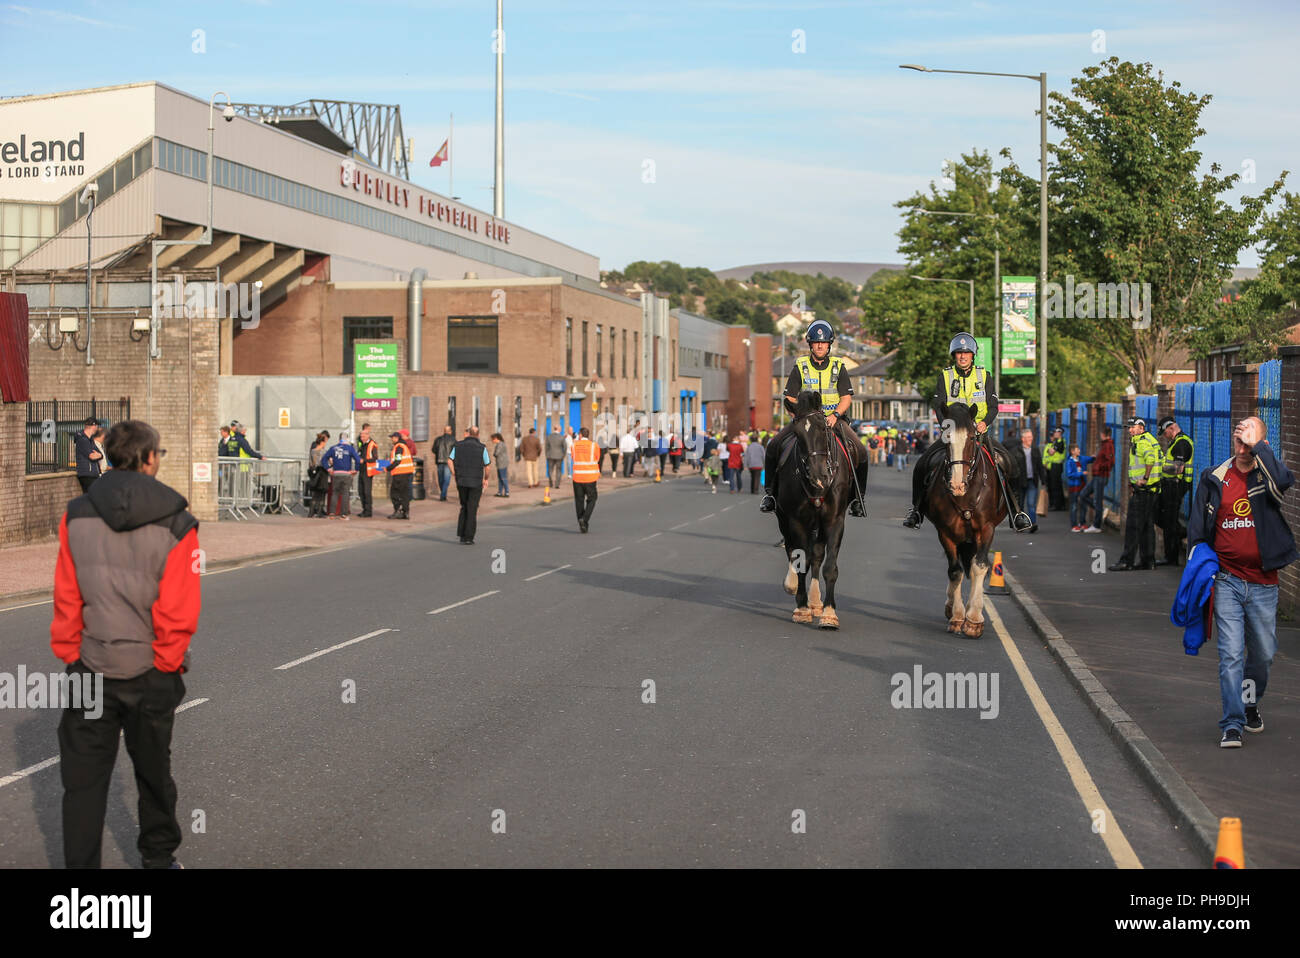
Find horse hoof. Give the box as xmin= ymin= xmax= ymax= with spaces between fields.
xmin=962 ymin=619 xmax=985 ymax=638
xmin=792 ymin=607 xmax=813 ymax=624
xmin=947 ymin=618 xmax=964 ymax=633
xmin=818 ymin=610 xmax=840 ymax=630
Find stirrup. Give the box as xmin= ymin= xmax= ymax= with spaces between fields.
xmin=849 ymin=498 xmax=865 ymax=517
xmin=902 ymin=508 xmax=922 ymax=528
xmin=1012 ymin=511 xmax=1033 ymax=531
xmin=759 ymin=494 xmax=776 ymax=513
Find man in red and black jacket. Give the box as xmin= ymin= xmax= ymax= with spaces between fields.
xmin=51 ymin=419 xmax=200 ymax=869
xmin=1078 ymin=433 xmax=1114 ymax=532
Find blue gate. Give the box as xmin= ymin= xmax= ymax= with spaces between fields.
xmin=1258 ymin=359 xmax=1281 ymax=449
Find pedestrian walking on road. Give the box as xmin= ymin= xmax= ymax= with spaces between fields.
xmin=745 ymin=433 xmax=765 ymax=493
xmin=1017 ymin=429 xmax=1045 ymax=534
xmin=572 ymin=426 xmax=600 ymax=532
xmin=727 ymin=435 xmax=744 ymax=493
xmin=52 ymin=419 xmax=199 ymax=869
xmin=520 ymin=427 xmax=542 ymax=487
xmin=545 ymin=426 xmax=566 ymax=488
xmin=323 ymin=431 xmax=361 ymax=519
xmin=450 ymin=426 xmax=491 ymax=544
xmin=1186 ymin=416 xmax=1299 ymax=748
xmin=356 ymin=423 xmax=379 ymax=517
xmin=1110 ymin=418 xmax=1162 ymax=571
xmin=433 ymin=425 xmax=455 ymax=501
xmin=705 ymin=443 xmax=722 ymax=493
xmin=73 ymin=417 xmax=105 ymax=493
xmin=491 ymin=432 xmax=511 ymax=497
xmin=620 ymin=429 xmax=638 ymax=478
xmin=385 ymin=431 xmax=415 ymax=519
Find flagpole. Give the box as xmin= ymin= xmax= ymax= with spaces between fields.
xmin=449 ymin=112 xmax=454 ymax=200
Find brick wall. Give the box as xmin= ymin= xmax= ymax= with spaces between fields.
xmin=0 ymin=401 xmax=81 ymax=547
xmin=725 ymin=326 xmax=751 ymax=433
xmin=27 ymin=311 xmax=220 ymax=523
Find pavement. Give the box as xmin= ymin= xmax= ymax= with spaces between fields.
xmin=988 ymin=494 xmax=1298 ymax=868
xmin=0 ymin=460 xmax=1209 ymax=867
xmin=0 ymin=461 xmax=687 ymax=602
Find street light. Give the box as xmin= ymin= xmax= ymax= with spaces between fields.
xmin=910 ymin=274 xmax=974 ymax=336
xmin=909 ymin=208 xmax=1001 ymax=396
xmin=901 ymin=63 xmax=1048 ymax=444
xmin=79 ymin=182 xmax=98 ymax=365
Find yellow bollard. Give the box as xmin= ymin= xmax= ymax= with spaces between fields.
xmin=1213 ymin=817 xmax=1245 ymax=868
xmin=654 ymin=467 xmax=662 ymax=483
xmin=542 ymin=483 xmax=551 ymax=506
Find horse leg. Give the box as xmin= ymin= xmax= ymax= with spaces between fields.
xmin=818 ymin=519 xmax=844 ymax=630
xmin=808 ymin=535 xmax=826 ymax=617
xmin=942 ymin=536 xmax=966 ymax=632
xmin=962 ymin=530 xmax=993 ymax=639
xmin=792 ymin=535 xmax=813 ymax=623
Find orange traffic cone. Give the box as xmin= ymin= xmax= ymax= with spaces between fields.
xmin=1213 ymin=817 xmax=1245 ymax=868
xmin=987 ymin=551 xmax=1008 ymax=594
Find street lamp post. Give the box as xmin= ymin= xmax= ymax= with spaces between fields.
xmin=910 ymin=275 xmax=974 ymax=336
xmin=901 ymin=64 xmax=1047 ymax=444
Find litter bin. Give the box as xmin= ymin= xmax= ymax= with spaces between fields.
xmin=411 ymin=457 xmax=427 ymax=501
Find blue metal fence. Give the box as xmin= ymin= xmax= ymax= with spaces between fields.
xmin=1104 ymin=402 xmax=1124 ymax=510
xmin=1258 ymin=359 xmax=1281 ymax=449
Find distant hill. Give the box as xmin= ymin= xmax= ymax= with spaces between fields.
xmin=716 ymin=262 xmax=905 ymax=287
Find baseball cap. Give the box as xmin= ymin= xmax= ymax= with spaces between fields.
xmin=389 ymin=430 xmax=402 ymax=439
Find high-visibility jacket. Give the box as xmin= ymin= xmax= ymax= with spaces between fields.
xmin=1042 ymin=440 xmax=1065 ymax=469
xmin=1163 ymin=432 xmax=1194 ymax=483
xmin=389 ymin=441 xmax=415 ymax=476
xmin=572 ymin=437 xmax=600 ymax=483
xmin=941 ymin=365 xmax=989 ymax=423
xmin=222 ymin=435 xmax=241 ymax=457
xmin=795 ymin=355 xmax=846 ymax=415
xmin=1129 ymin=432 xmax=1162 ymax=488
xmin=359 ymin=438 xmax=380 ymax=477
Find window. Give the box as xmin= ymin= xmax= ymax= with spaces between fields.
xmin=582 ymin=321 xmax=589 ymax=378
xmin=622 ymin=329 xmax=627 ymax=378
xmin=565 ymin=318 xmax=573 ymax=376
xmin=342 ymin=316 xmax=394 ymax=373
xmin=609 ymin=329 xmax=616 ymax=379
xmin=634 ymin=332 xmax=639 ymax=377
xmin=448 ymin=315 xmax=499 ymax=373
xmin=596 ymin=325 xmax=603 ymax=377
xmin=671 ymin=338 xmax=676 ymax=379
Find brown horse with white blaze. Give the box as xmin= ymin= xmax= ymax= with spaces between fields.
xmin=920 ymin=402 xmax=1013 ymax=638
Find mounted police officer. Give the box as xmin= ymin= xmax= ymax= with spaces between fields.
xmin=903 ymin=333 xmax=1032 ymax=531
xmin=759 ymin=319 xmax=869 ymax=517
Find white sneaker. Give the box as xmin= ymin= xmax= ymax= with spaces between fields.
xmin=1083 ymin=525 xmax=1101 ymax=533
xmin=712 ymin=487 xmax=717 ymax=494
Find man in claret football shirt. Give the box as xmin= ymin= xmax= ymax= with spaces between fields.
xmin=1187 ymin=417 xmax=1299 ymax=749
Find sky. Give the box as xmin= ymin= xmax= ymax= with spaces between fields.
xmin=2 ymin=0 xmax=1297 ymax=272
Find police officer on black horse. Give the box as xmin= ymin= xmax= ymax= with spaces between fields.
xmin=903 ymin=332 xmax=1033 ymax=532
xmin=760 ymin=319 xmax=869 ymax=517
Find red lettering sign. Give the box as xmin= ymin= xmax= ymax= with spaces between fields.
xmin=334 ymin=163 xmax=509 ymax=244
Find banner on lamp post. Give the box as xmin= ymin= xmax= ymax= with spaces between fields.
xmin=1000 ymin=276 xmax=1036 ymax=376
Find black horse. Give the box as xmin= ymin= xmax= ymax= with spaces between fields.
xmin=775 ymin=391 xmax=862 ymax=629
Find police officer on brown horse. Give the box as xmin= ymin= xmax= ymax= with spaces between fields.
xmin=903 ymin=333 xmax=1031 ymax=532
xmin=760 ymin=319 xmax=869 ymax=517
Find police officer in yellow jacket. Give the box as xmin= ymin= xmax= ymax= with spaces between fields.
xmin=1155 ymin=415 xmax=1195 ymax=567
xmin=759 ymin=319 xmax=869 ymax=516
xmin=1108 ymin=417 xmax=1162 ymax=570
xmin=903 ymin=333 xmax=1032 ymax=531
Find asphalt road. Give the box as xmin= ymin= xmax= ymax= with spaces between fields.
xmin=0 ymin=466 xmax=1204 ymax=867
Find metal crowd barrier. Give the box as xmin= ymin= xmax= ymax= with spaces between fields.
xmin=217 ymin=457 xmax=304 ymax=519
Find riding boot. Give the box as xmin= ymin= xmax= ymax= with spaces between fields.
xmin=849 ymin=498 xmax=865 ymax=517
xmin=759 ymin=489 xmax=776 ymax=513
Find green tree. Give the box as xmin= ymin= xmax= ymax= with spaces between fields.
xmin=1000 ymin=58 xmax=1286 ymax=392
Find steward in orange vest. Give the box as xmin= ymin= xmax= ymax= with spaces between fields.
xmin=386 ymin=432 xmax=415 ymax=519
xmin=356 ymin=425 xmax=380 ymax=517
xmin=572 ymin=426 xmax=600 ymax=534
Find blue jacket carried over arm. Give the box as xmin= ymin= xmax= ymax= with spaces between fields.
xmin=1170 ymin=544 xmax=1219 ymax=655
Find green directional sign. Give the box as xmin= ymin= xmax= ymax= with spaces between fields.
xmin=354 ymin=343 xmax=398 ymax=404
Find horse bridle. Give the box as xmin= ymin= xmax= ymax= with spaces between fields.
xmin=944 ymin=430 xmax=986 ymax=494
xmin=794 ymin=413 xmax=838 ymax=505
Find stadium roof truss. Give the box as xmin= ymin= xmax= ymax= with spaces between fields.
xmin=230 ymin=99 xmax=410 ymax=179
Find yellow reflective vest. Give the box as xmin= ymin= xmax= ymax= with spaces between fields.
xmin=795 ymin=355 xmax=846 ymax=415
xmin=1129 ymin=432 xmax=1162 ymax=488
xmin=941 ymin=366 xmax=989 ymax=423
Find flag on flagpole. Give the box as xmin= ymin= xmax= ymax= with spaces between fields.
xmin=430 ymin=139 xmax=449 ymax=167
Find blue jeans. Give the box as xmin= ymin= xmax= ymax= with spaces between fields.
xmin=1078 ymin=475 xmax=1106 ymax=527
xmin=1022 ymin=481 xmax=1038 ymax=525
xmin=437 ymin=463 xmax=451 ymax=500
xmin=497 ymin=467 xmax=509 ymax=495
xmin=1214 ymin=572 xmax=1278 ymax=732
